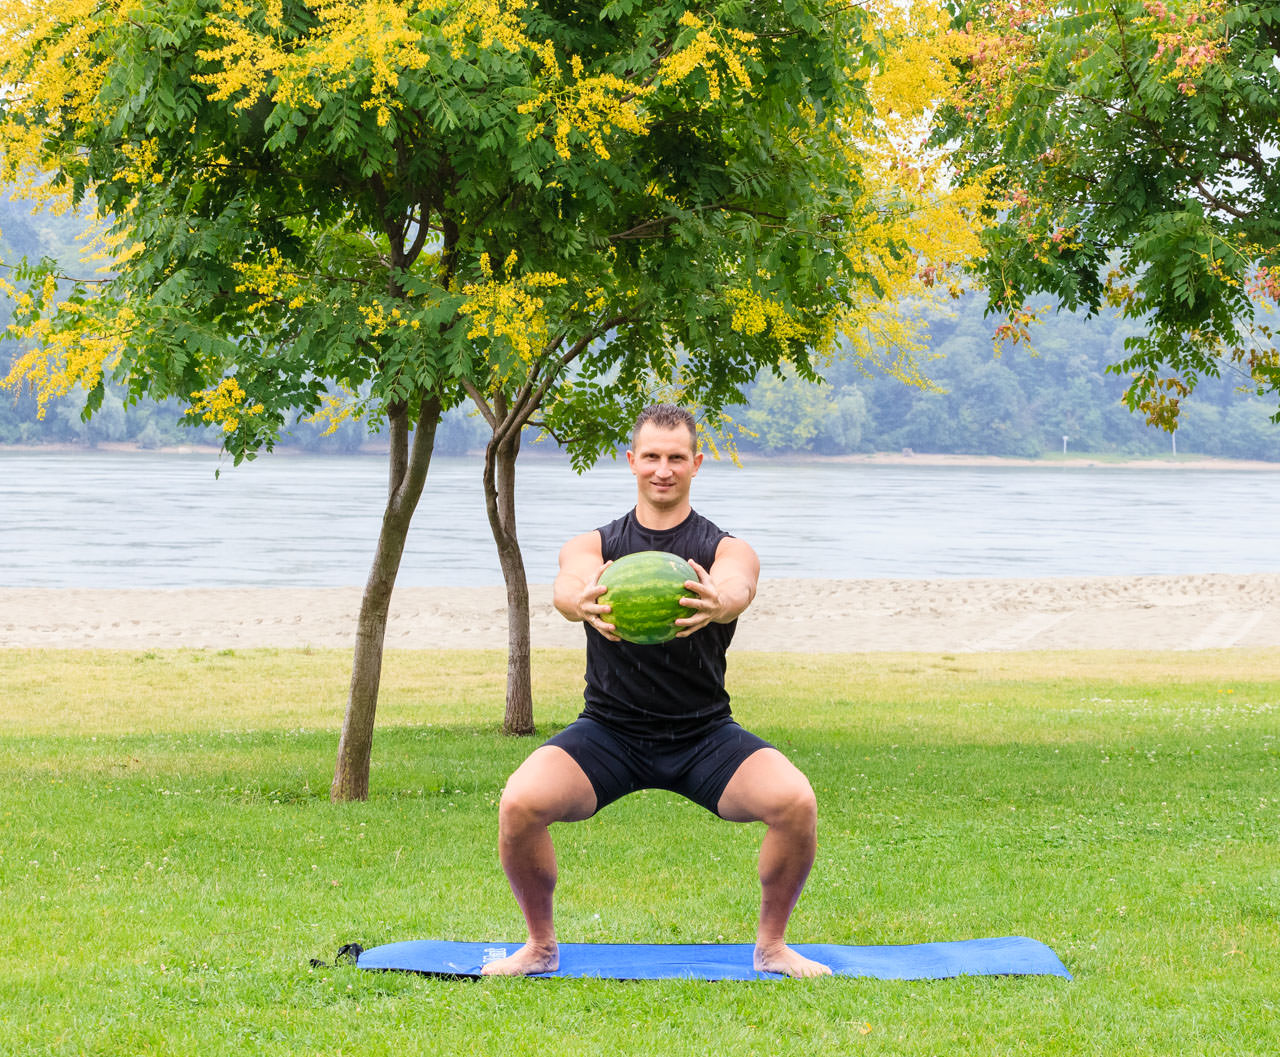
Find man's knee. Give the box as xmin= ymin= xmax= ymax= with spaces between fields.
xmin=770 ymin=775 xmax=817 ymax=832
xmin=749 ymin=753 xmax=817 ymax=831
xmin=497 ymin=783 xmax=547 ymax=836
xmin=718 ymin=748 xmax=818 ymax=826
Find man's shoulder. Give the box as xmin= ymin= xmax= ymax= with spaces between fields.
xmin=683 ymin=509 xmax=735 ymax=552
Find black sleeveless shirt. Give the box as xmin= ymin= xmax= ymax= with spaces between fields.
xmin=580 ymin=508 xmax=737 ymax=741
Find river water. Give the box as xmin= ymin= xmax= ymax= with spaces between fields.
xmin=1 ymin=450 xmax=1277 ymax=588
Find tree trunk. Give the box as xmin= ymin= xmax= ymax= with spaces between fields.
xmin=330 ymin=395 xmax=442 ymax=801
xmin=482 ymin=423 xmax=535 ymax=736
xmin=465 ymin=320 xmax=629 ymax=736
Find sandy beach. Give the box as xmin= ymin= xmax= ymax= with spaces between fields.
xmin=4 ymin=573 xmax=1279 ymax=652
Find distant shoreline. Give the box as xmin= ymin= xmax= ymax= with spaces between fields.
xmin=2 ymin=440 xmax=1278 ymax=471
xmin=784 ymin=451 xmax=1280 ymax=471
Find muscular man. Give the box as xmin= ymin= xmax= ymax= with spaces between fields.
xmin=483 ymin=403 xmax=829 ymax=978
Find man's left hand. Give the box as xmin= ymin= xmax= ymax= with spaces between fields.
xmin=673 ymin=559 xmax=722 ymax=637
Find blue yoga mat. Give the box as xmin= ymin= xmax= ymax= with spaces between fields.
xmin=357 ymin=936 xmax=1071 ymax=981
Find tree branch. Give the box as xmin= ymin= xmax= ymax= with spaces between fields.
xmin=510 ymin=313 xmax=632 ymax=435
xmin=608 ymin=201 xmax=786 ymax=241
xmin=403 ymin=203 xmax=431 ymax=268
xmin=481 ymin=312 xmax=632 ymax=454
xmin=464 ymin=378 xmax=497 ymax=429
xmin=1193 ymin=180 xmax=1255 ymax=221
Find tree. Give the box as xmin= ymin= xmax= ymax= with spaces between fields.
xmin=735 ymin=368 xmax=840 ymax=454
xmin=0 ymin=0 xmax=613 ymax=792
xmin=0 ymin=1 xmax=988 ymax=787
xmin=939 ymin=0 xmax=1280 ymax=427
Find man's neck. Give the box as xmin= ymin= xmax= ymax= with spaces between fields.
xmin=634 ymin=500 xmax=692 ymax=532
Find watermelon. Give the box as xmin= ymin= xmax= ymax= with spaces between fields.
xmin=597 ymin=550 xmax=696 ymax=645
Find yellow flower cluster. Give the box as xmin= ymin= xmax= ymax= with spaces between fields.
xmin=1142 ymin=0 xmax=1227 ymax=94
xmin=1 ymin=297 xmax=136 ymax=419
xmin=304 ymin=389 xmax=360 ymax=436
xmin=441 ymin=0 xmax=553 ymax=67
xmin=657 ymin=12 xmax=757 ymax=101
xmin=309 ymin=0 xmax=432 ymax=125
xmin=186 ymin=376 xmax=265 ymax=433
xmin=231 ymin=248 xmax=306 ymax=314
xmin=199 ymin=0 xmax=434 ymax=125
xmin=724 ymin=288 xmax=810 ymax=345
xmin=359 ymin=302 xmax=389 ymax=335
xmin=461 ymin=252 xmax=566 ymax=366
xmin=0 ymin=272 xmax=66 ymax=311
xmin=0 ymin=0 xmax=126 ymax=189
xmin=518 ymin=10 xmax=758 ymax=160
xmin=520 ymin=69 xmax=649 ymax=160
xmin=354 ymin=300 xmax=422 ymax=336
xmin=864 ymin=1 xmax=961 ymax=126
xmin=571 ymin=285 xmax=608 ymax=318
xmin=795 ymin=5 xmax=991 ymax=379
xmin=117 ymin=139 xmax=165 ymax=186
xmin=197 ymin=2 xmax=282 ymax=110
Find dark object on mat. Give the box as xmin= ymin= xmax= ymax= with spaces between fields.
xmin=355 ymin=936 xmax=1072 ymax=981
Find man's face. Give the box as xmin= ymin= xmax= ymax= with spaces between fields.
xmin=626 ymin=423 xmax=702 ymax=510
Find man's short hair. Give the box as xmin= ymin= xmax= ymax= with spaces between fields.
xmin=632 ymin=403 xmax=697 ymax=451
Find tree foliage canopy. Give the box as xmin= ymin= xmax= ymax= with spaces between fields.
xmin=1 ymin=0 xmax=985 ymax=465
xmin=940 ymin=0 xmax=1280 ymax=427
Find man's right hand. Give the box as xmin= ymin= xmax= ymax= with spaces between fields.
xmin=554 ymin=534 xmax=622 ymax=641
xmin=577 ymin=564 xmax=620 ymax=641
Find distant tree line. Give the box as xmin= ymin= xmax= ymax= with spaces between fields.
xmin=729 ymin=295 xmax=1280 ymax=461
xmin=4 ymin=195 xmax=1277 ymax=461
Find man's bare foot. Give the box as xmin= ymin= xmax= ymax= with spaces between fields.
xmin=754 ymin=943 xmax=832 ymax=978
xmin=479 ymin=941 xmax=559 ymax=977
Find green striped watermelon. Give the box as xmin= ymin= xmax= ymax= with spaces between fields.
xmin=597 ymin=550 xmax=696 ymax=645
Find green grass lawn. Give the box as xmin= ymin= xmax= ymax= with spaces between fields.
xmin=2 ymin=647 xmax=1276 ymax=1056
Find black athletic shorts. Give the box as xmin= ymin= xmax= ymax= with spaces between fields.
xmin=544 ymin=716 xmax=773 ymax=817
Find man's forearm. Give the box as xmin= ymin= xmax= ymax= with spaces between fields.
xmin=553 ymin=573 xmax=588 ymax=622
xmin=711 ymin=573 xmax=756 ymax=624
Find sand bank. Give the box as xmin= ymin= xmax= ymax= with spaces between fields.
xmin=3 ymin=573 xmax=1279 ymax=653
